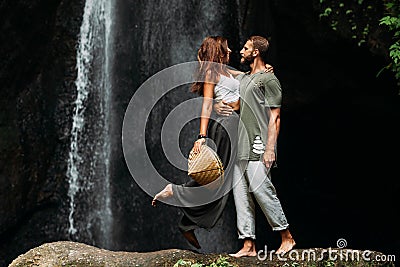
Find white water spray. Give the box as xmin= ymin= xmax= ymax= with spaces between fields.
xmin=67 ymin=0 xmax=114 ymax=248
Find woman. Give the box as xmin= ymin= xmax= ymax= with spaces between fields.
xmin=152 ymin=36 xmax=272 ymax=249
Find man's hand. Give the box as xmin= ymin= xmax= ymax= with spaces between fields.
xmin=263 ymin=149 xmax=275 ymax=168
xmin=213 ymin=101 xmax=233 ymax=116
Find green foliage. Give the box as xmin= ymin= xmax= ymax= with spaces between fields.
xmin=282 ymin=262 xmax=301 ymax=267
xmin=173 ymin=256 xmax=235 ymax=267
xmin=316 ymin=0 xmax=400 ymax=90
xmin=317 ymin=0 xmax=379 ymax=43
xmin=174 ymin=258 xmax=202 ymax=267
xmin=207 ymin=256 xmax=234 ymax=267
xmin=379 ymin=3 xmax=400 ymax=84
xmin=323 ymin=260 xmax=336 ymax=267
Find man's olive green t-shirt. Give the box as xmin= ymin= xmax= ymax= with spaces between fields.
xmin=236 ymin=71 xmax=282 ymax=161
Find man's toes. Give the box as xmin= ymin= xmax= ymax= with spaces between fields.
xmin=229 ymin=251 xmax=256 ymax=258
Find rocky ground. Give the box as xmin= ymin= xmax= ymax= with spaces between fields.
xmin=8 ymin=241 xmax=395 ymax=267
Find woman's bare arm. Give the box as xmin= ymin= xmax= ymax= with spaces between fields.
xmin=228 ymin=64 xmax=274 ymax=77
xmin=192 ymin=78 xmax=215 ymax=153
xmin=227 ymin=68 xmax=243 ymax=77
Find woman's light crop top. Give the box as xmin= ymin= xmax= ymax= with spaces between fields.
xmin=214 ymin=74 xmax=240 ymax=104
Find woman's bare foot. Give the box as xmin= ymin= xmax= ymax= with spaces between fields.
xmin=275 ymin=229 xmax=296 ymax=254
xmin=151 ymin=184 xmax=173 ymax=207
xmin=229 ymin=239 xmax=257 ymax=258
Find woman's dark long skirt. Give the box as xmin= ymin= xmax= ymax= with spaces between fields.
xmin=172 ymin=113 xmax=239 ymax=232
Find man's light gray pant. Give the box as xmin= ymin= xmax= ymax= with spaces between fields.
xmin=233 ymin=160 xmax=289 ymax=239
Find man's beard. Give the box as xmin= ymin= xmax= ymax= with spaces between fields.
xmin=240 ymin=54 xmax=254 ymax=65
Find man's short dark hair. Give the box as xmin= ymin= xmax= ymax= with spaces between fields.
xmin=249 ymin=36 xmax=269 ymax=62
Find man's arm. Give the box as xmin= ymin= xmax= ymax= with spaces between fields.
xmin=213 ymin=100 xmax=233 ymax=116
xmin=263 ymin=107 xmax=280 ymax=168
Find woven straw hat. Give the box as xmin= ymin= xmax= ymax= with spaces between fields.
xmin=188 ymin=144 xmax=224 ymax=185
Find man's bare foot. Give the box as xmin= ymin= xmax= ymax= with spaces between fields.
xmin=229 ymin=239 xmax=257 ymax=258
xmin=275 ymin=229 xmax=296 ymax=254
xmin=151 ymin=184 xmax=173 ymax=207
xmin=181 ymin=229 xmax=201 ymax=249
xmin=275 ymin=239 xmax=296 ymax=254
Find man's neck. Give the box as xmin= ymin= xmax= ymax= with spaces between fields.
xmin=249 ymin=57 xmax=266 ymax=74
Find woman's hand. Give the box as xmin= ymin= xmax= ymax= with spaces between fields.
xmin=265 ymin=64 xmax=274 ymax=73
xmin=192 ymin=138 xmax=205 ymax=154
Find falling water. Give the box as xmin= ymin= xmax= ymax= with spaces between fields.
xmin=67 ymin=0 xmax=114 ymax=248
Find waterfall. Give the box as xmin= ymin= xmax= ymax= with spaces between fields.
xmin=67 ymin=0 xmax=114 ymax=249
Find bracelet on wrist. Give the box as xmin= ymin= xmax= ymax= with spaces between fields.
xmin=197 ymin=134 xmax=207 ymax=139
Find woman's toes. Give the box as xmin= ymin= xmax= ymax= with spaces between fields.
xmin=151 ymin=184 xmax=173 ymax=207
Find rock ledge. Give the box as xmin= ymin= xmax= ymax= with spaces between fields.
xmin=8 ymin=241 xmax=395 ymax=267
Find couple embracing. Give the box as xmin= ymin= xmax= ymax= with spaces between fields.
xmin=152 ymin=35 xmax=296 ymax=257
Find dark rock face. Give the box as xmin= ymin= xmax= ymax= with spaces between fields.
xmin=1 ymin=0 xmax=399 ymax=266
xmin=0 ymin=0 xmax=85 ymax=265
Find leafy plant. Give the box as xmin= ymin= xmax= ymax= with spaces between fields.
xmin=174 ymin=259 xmax=195 ymax=267
xmin=324 ymin=260 xmax=336 ymax=267
xmin=316 ymin=0 xmax=400 ymax=91
xmin=207 ymin=256 xmax=234 ymax=267
xmin=379 ymin=3 xmax=400 ymax=84
xmin=282 ymin=262 xmax=301 ymax=267
xmin=173 ymin=256 xmax=235 ymax=267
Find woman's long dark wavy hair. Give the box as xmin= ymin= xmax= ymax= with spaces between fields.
xmin=191 ymin=36 xmax=230 ymax=95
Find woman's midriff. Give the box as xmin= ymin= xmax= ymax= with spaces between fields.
xmin=228 ymin=100 xmax=240 ymax=111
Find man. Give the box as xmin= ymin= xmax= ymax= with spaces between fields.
xmin=215 ymin=35 xmax=295 ymax=257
